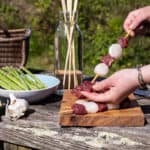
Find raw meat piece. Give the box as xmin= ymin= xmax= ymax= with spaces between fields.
xmin=72 ymin=81 xmax=94 ymax=98
xmin=72 ymin=101 xmax=108 ymax=115
xmin=118 ymin=37 xmax=129 ymax=48
xmin=97 ymin=103 xmax=108 ymax=112
xmin=72 ymin=103 xmax=87 ymax=115
xmin=101 ymin=55 xmax=115 ymax=67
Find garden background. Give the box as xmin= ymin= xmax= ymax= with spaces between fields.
xmin=0 ymin=0 xmax=149 ymax=76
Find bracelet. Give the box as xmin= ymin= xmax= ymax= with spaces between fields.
xmin=137 ymin=66 xmax=147 ymax=89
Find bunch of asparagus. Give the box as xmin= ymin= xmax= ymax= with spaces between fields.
xmin=0 ymin=67 xmax=47 ymax=90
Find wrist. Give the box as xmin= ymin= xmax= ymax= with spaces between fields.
xmin=137 ymin=66 xmax=147 ymax=89
xmin=131 ymin=68 xmax=140 ymax=88
xmin=141 ymin=65 xmax=150 ymax=84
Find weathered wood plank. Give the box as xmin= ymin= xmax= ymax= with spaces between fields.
xmin=0 ymin=95 xmax=149 ymax=150
xmin=18 ymin=146 xmax=32 ymax=150
xmin=3 ymin=143 xmax=18 ymax=150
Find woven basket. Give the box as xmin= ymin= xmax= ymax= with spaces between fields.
xmin=0 ymin=28 xmax=31 ymax=68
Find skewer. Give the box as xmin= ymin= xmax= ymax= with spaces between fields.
xmin=63 ymin=0 xmax=78 ymax=89
xmin=72 ymin=39 xmax=78 ymax=87
xmin=67 ymin=0 xmax=72 ymax=20
xmin=68 ymin=42 xmax=72 ymax=89
xmin=91 ymin=74 xmax=99 ymax=83
xmin=91 ymin=29 xmax=132 ymax=83
xmin=124 ymin=30 xmax=132 ymax=38
xmin=67 ymin=0 xmax=73 ymax=89
xmin=61 ymin=109 xmax=73 ymax=115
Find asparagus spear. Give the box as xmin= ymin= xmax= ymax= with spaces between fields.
xmin=0 ymin=66 xmax=47 ymax=90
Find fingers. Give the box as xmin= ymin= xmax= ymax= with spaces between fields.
xmin=93 ymin=79 xmax=111 ymax=91
xmin=123 ymin=9 xmax=145 ymax=36
xmin=81 ymin=91 xmax=112 ymax=103
xmin=123 ymin=11 xmax=138 ymax=36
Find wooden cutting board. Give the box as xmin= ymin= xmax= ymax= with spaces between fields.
xmin=59 ymin=90 xmax=145 ymax=127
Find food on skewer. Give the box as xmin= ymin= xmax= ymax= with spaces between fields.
xmin=72 ymin=100 xmax=107 ymax=115
xmin=72 ymin=99 xmax=120 ymax=115
xmin=109 ymin=43 xmax=123 ymax=59
xmin=101 ymin=55 xmax=115 ymax=67
xmin=72 ymin=81 xmax=94 ymax=98
xmin=94 ymin=63 xmax=109 ymax=77
xmin=72 ymin=32 xmax=131 ymax=107
xmin=118 ymin=37 xmax=129 ymax=48
xmin=72 ymin=104 xmax=87 ymax=115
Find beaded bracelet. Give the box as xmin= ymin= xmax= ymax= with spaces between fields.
xmin=137 ymin=66 xmax=147 ymax=89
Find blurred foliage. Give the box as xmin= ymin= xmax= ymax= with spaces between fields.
xmin=0 ymin=0 xmax=149 ymax=76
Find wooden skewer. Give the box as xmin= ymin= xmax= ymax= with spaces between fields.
xmin=91 ymin=74 xmax=99 ymax=83
xmin=63 ymin=0 xmax=78 ymax=89
xmin=67 ymin=0 xmax=72 ymax=21
xmin=61 ymin=109 xmax=73 ymax=115
xmin=67 ymin=0 xmax=73 ymax=89
xmin=72 ymin=38 xmax=78 ymax=87
xmin=68 ymin=41 xmax=72 ymax=89
xmin=124 ymin=30 xmax=132 ymax=38
xmin=62 ymin=0 xmax=70 ymax=88
xmin=61 ymin=0 xmax=67 ymax=21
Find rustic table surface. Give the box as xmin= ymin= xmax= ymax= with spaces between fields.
xmin=0 ymin=94 xmax=150 ymax=150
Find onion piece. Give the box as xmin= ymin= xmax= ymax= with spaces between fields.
xmin=94 ymin=63 xmax=109 ymax=76
xmin=84 ymin=101 xmax=99 ymax=113
xmin=109 ymin=43 xmax=122 ymax=59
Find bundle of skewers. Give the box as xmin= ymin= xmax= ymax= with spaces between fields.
xmin=61 ymin=0 xmax=79 ymax=89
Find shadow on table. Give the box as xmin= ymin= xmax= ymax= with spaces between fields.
xmin=31 ymin=94 xmax=62 ymax=105
xmin=141 ymin=105 xmax=150 ymax=114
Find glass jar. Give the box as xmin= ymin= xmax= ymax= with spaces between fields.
xmin=54 ymin=12 xmax=83 ymax=89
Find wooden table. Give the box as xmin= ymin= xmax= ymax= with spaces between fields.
xmin=0 ymin=94 xmax=150 ymax=150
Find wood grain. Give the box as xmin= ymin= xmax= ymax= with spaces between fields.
xmin=0 ymin=93 xmax=149 ymax=150
xmin=3 ymin=143 xmax=32 ymax=150
xmin=59 ymin=90 xmax=145 ymax=127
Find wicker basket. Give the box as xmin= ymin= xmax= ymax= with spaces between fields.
xmin=0 ymin=28 xmax=31 ymax=68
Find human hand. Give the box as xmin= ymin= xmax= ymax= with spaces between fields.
xmin=123 ymin=6 xmax=150 ymax=36
xmin=81 ymin=69 xmax=139 ymax=104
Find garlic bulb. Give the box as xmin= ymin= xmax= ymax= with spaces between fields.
xmin=94 ymin=63 xmax=109 ymax=76
xmin=109 ymin=43 xmax=122 ymax=59
xmin=6 ymin=94 xmax=29 ymax=121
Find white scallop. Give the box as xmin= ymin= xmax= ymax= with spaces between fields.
xmin=107 ymin=103 xmax=120 ymax=110
xmin=84 ymin=102 xmax=99 ymax=113
xmin=75 ymin=99 xmax=88 ymax=106
xmin=94 ymin=63 xmax=109 ymax=76
xmin=109 ymin=43 xmax=122 ymax=59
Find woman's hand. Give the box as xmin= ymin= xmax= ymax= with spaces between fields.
xmin=123 ymin=6 xmax=150 ymax=36
xmin=81 ymin=69 xmax=139 ymax=104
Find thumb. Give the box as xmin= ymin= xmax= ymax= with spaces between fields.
xmin=93 ymin=79 xmax=111 ymax=91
